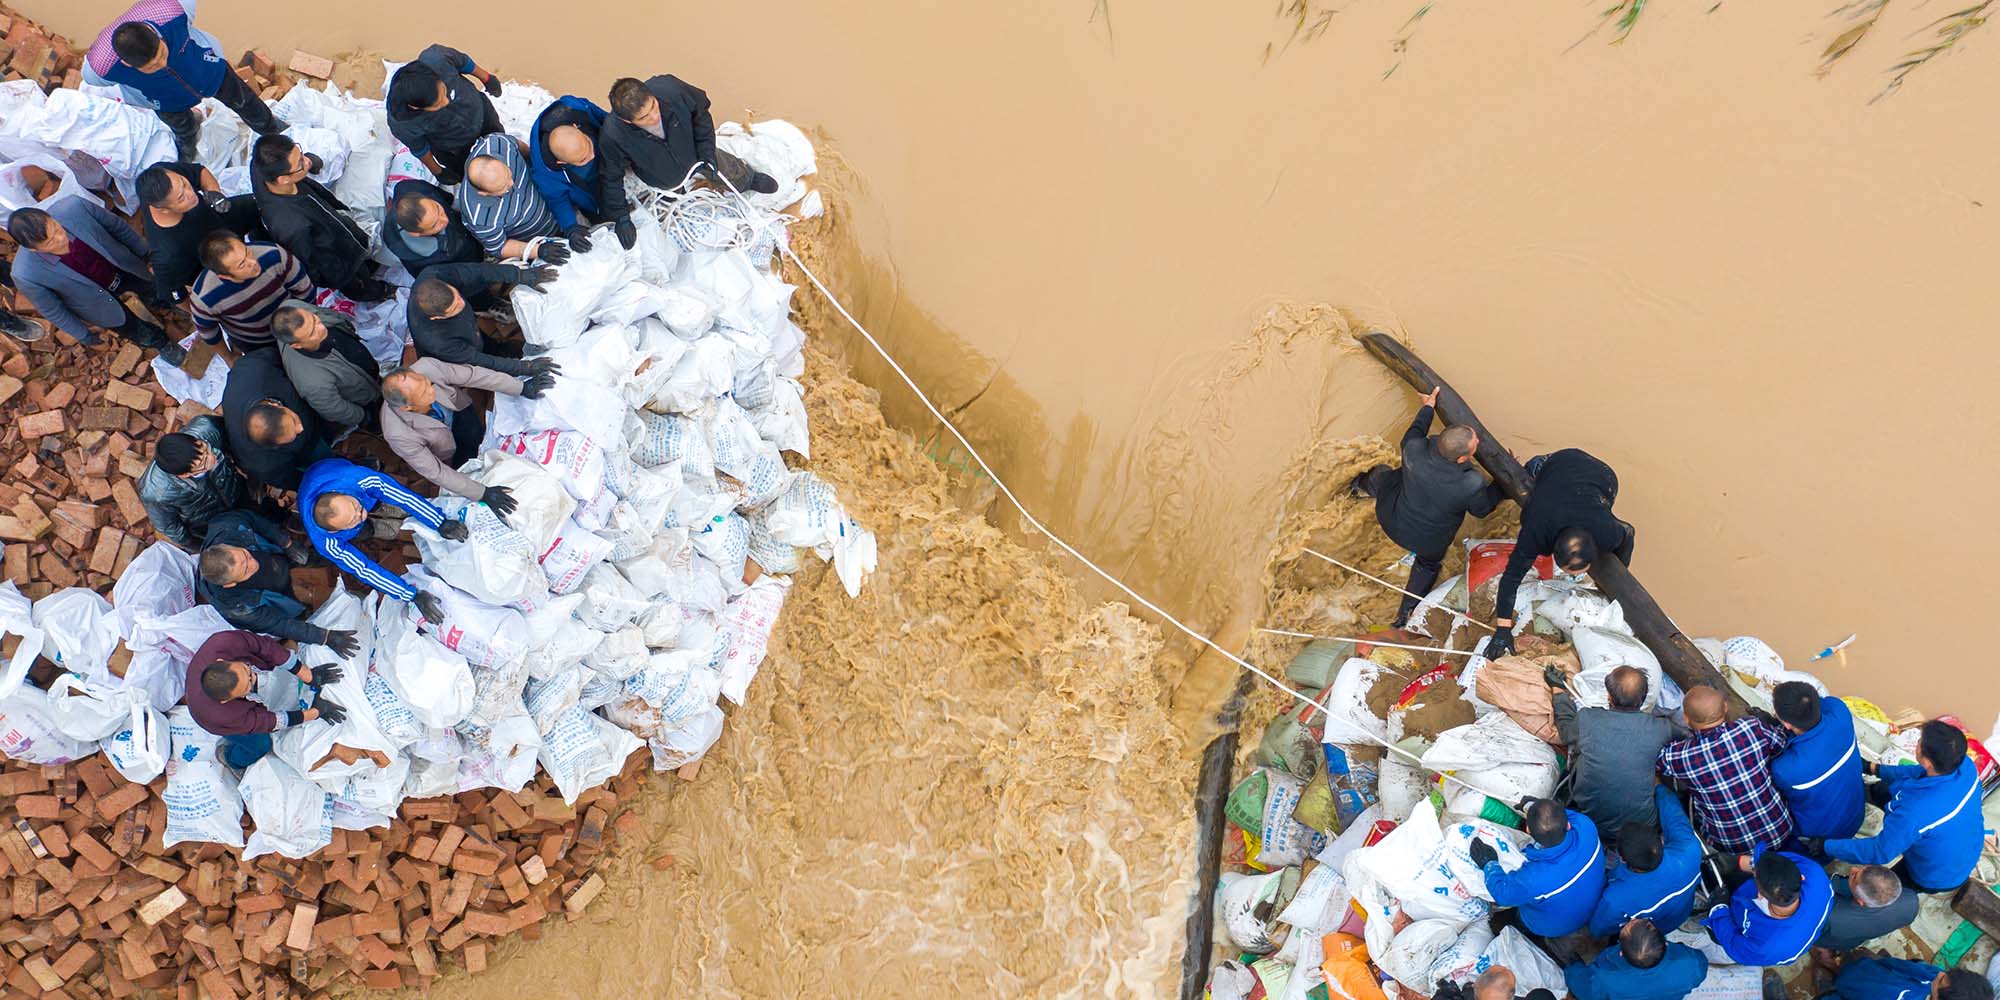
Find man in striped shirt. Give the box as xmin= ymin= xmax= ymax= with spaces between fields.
xmin=455 ymin=133 xmax=569 ymax=263
xmin=190 ymin=230 xmax=313 ymax=354
xmin=297 ymin=458 xmax=467 ymax=622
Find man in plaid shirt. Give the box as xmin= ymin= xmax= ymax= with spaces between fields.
xmin=1657 ymin=686 xmax=1795 ymax=853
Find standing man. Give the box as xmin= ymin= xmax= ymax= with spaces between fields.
xmin=385 ymin=44 xmax=506 ymax=185
xmin=1823 ymin=721 xmax=1984 ymax=894
xmin=82 ymin=0 xmax=287 ymax=163
xmin=5 ymin=203 xmax=184 ymax=363
xmin=381 ymin=179 xmax=485 ymax=277
xmin=1471 ymin=799 xmax=1607 ymax=939
xmin=1481 ymin=449 xmax=1631 ymax=660
xmin=1554 ymin=665 xmax=1685 ymax=840
xmin=456 ymin=134 xmax=569 ymax=263
xmin=1588 ymin=784 xmax=1704 ymax=938
xmin=220 ymin=350 xmax=331 ymax=491
xmin=1816 ymin=865 xmax=1920 ymax=953
xmin=136 ymin=161 xmax=263 ymax=304
xmin=271 ymin=301 xmax=383 ymax=433
xmin=1703 ymin=848 xmax=1833 ymax=967
xmin=600 ymin=74 xmax=779 ymax=249
xmin=407 ymin=262 xmax=560 ymax=376
xmin=1656 ymin=685 xmax=1795 ymax=856
xmin=1349 ymin=387 xmax=1504 ymax=628
xmin=251 ymin=135 xmax=390 ymax=302
xmin=1770 ymin=681 xmax=1867 ymax=841
xmin=1564 ymin=919 xmax=1707 ymax=1000
xmin=380 ymin=360 xmax=546 ymax=507
xmin=298 ymin=458 xmax=467 ymax=619
xmin=190 ymin=230 xmax=313 ymax=355
xmin=530 ymin=96 xmax=611 ymax=248
xmin=196 ymin=510 xmax=358 ymax=653
xmin=185 ymin=629 xmax=344 ymax=769
xmin=138 ymin=414 xmax=248 ymax=550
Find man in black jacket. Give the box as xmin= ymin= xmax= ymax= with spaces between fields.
xmin=251 ymin=135 xmax=391 ymax=303
xmin=407 ymin=262 xmax=560 ymax=378
xmin=220 ymin=350 xmax=332 ymax=492
xmin=196 ymin=509 xmax=359 ymax=654
xmin=385 ymin=43 xmax=506 ymax=185
xmin=137 ymin=161 xmax=264 ymax=305
xmin=1481 ymin=448 xmax=1633 ymax=660
xmin=380 ymin=178 xmax=485 ymax=278
xmin=1351 ymin=387 xmax=1505 ymax=627
xmin=599 ymin=74 xmax=778 ymax=249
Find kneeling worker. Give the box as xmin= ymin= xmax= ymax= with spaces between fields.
xmin=380 ymin=360 xmax=548 ymax=510
xmin=1482 ymin=448 xmax=1631 ymax=660
xmin=196 ymin=510 xmax=359 ymax=655
xmin=1703 ymin=848 xmax=1833 ymax=967
xmin=1822 ymin=720 xmax=1983 ymax=894
xmin=1770 ymin=680 xmax=1867 ymax=841
xmin=1833 ymin=956 xmax=1995 ymax=1000
xmin=1588 ymin=784 xmax=1703 ymax=938
xmin=1349 ymin=387 xmax=1503 ymax=628
xmin=186 ymin=629 xmax=346 ymax=769
xmin=1565 ymin=918 xmax=1708 ymax=1000
xmin=298 ymin=458 xmax=469 ymax=621
xmin=1472 ymin=799 xmax=1606 ymax=938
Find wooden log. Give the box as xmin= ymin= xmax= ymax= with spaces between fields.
xmin=1354 ymin=331 xmax=1743 ymax=711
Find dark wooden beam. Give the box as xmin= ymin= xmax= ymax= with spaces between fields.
xmin=1355 ymin=331 xmax=1742 ymax=711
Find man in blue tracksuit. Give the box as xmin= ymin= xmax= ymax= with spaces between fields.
xmin=1565 ymin=918 xmax=1708 ymax=1000
xmin=1770 ymin=681 xmax=1867 ymax=840
xmin=1824 ymin=721 xmax=1985 ymax=893
xmin=82 ymin=0 xmax=288 ymax=162
xmin=1833 ymin=956 xmax=1994 ymax=1000
xmin=1472 ymin=800 xmax=1606 ymax=938
xmin=1703 ymin=847 xmax=1832 ymax=966
xmin=530 ymin=96 xmax=611 ymax=249
xmin=1589 ymin=785 xmax=1704 ymax=938
xmin=298 ymin=458 xmax=467 ymax=620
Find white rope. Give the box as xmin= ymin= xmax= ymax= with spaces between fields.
xmin=1302 ymin=547 xmax=1495 ymax=632
xmin=701 ymin=169 xmax=1518 ymax=804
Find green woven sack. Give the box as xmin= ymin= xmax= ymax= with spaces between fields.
xmin=1226 ymin=770 xmax=1271 ymax=832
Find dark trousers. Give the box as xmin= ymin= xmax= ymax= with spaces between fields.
xmin=1360 ymin=464 xmax=1449 ymax=627
xmin=334 ymin=263 xmax=393 ymax=304
xmin=109 ymin=301 xmax=168 ymax=350
xmin=158 ymin=69 xmax=287 ymax=163
xmin=221 ymin=731 xmax=273 ymax=770
xmin=448 ymin=404 xmax=487 ymax=467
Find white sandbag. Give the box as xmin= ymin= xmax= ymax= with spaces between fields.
xmin=535 ymin=517 xmax=615 ymax=595
xmin=543 ymin=321 xmax=641 ymax=388
xmin=102 ymin=703 xmax=170 ymax=784
xmin=1379 ymin=919 xmax=1461 ymax=993
xmin=623 ymin=650 xmax=724 ymax=730
xmin=1532 ymin=581 xmax=1628 ymax=636
xmin=750 ymin=376 xmax=811 ymax=458
xmin=25 ymin=88 xmax=175 ymax=202
xmin=0 ymin=581 xmax=46 ymax=700
xmin=288 ymin=124 xmax=352 ymax=187
xmin=112 ymin=541 xmax=198 ymax=644
xmin=632 ymin=409 xmax=712 ymax=477
xmin=455 ymin=714 xmax=543 ymax=792
xmin=490 ymin=374 xmax=631 ymax=453
xmin=644 ymin=703 xmax=725 ymax=771
xmin=1377 ymin=744 xmax=1431 ymax=823
xmin=689 ymin=510 xmax=751 ymax=590
xmin=511 ymin=236 xmax=639 ymax=348
xmin=717 ymin=575 xmax=790 ymax=704
xmin=0 ymin=686 xmax=96 ymax=764
xmin=1427 ymin=919 xmax=1498 ymax=990
xmin=412 ymin=495 xmax=546 ymax=606
xmin=313 ymin=285 xmax=411 ymax=367
xmin=650 ymin=334 xmax=737 ymax=413
xmin=584 ymin=626 xmax=650 ymax=682
xmin=1351 ymin=800 xmax=1521 ymax=927
xmin=1257 ymin=767 xmax=1331 ymax=868
xmin=34 ymin=588 xmax=121 ymax=680
xmin=1219 ymin=869 xmax=1293 ymax=953
xmin=330 ymin=794 xmax=395 ymax=832
xmin=649 ymin=284 xmax=720 ymax=339
xmin=274 ymin=590 xmax=401 ymax=788
xmin=405 ymin=566 xmax=532 ymax=669
xmin=1720 ymin=636 xmax=1785 ymax=682
xmin=1275 ymin=862 xmax=1350 ymax=942
xmin=46 ymin=675 xmax=150 ymax=741
xmin=475 ymin=450 xmax=577 ymax=553
xmin=714 ymin=119 xmax=818 ymax=212
xmin=466 ymin=652 xmax=532 ymax=729
xmin=240 ymin=756 xmax=335 ymax=860
xmin=336 ymin=753 xmax=411 ymax=815
xmin=373 ymin=600 xmax=475 ymax=728
xmin=152 ymin=333 xmax=233 ymax=408
xmin=1321 ymin=658 xmax=1389 ymax=746
xmin=0 ymin=153 xmax=107 ymax=221
xmin=1480 ymin=926 xmax=1566 ymax=997
xmin=757 ymin=472 xmax=877 ymax=596
xmin=1422 ymin=713 xmax=1561 ymax=807
xmin=576 ymin=564 xmax=650 ymax=633
xmin=537 ymin=702 xmax=643 ymax=804
xmin=1570 ymin=625 xmax=1664 ymax=711
xmin=163 ymin=707 xmax=245 ymax=848
xmin=707 ymin=399 xmax=788 ymax=509
xmin=492 ymin=428 xmax=618 ymax=529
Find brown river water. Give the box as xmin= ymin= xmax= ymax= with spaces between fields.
xmin=40 ymin=0 xmax=2000 ymax=993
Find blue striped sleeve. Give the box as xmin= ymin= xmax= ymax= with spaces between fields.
xmin=360 ymin=474 xmax=448 ymax=530
xmin=322 ymin=535 xmax=416 ymax=602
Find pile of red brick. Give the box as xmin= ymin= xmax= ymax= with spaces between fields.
xmin=0 ymin=5 xmax=83 ymax=92
xmin=1 ymin=752 xmax=654 ymax=999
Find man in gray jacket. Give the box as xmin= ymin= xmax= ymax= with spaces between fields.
xmin=379 ymin=359 xmax=551 ymax=513
xmin=1552 ymin=665 xmax=1687 ymax=841
xmin=5 ymin=200 xmax=186 ymax=364
xmin=138 ymin=415 xmax=249 ymax=550
xmin=271 ymin=301 xmax=383 ymax=433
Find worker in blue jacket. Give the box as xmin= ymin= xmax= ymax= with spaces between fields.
xmin=81 ymin=0 xmax=288 ymax=162
xmin=1565 ymin=918 xmax=1707 ymax=1000
xmin=1833 ymin=956 xmax=1994 ymax=1000
xmin=298 ymin=458 xmax=467 ymax=620
xmin=1589 ymin=784 xmax=1704 ymax=938
xmin=530 ymin=96 xmax=610 ymax=249
xmin=1770 ymin=681 xmax=1867 ymax=840
xmin=1703 ymin=847 xmax=1832 ymax=966
xmin=1823 ymin=721 xmax=1985 ymax=893
xmin=1471 ymin=800 xmax=1606 ymax=938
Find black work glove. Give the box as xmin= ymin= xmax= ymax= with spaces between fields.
xmin=483 ymin=75 xmax=504 ymax=97
xmin=311 ymin=692 xmax=347 ymax=725
xmin=481 ymin=485 xmax=518 ymax=519
xmin=517 ymin=265 xmax=558 ymax=291
xmin=564 ymin=224 xmax=594 ymax=252
xmin=200 ymin=191 xmax=231 ymax=213
xmin=1433 ymin=981 xmax=1470 ymax=1000
xmin=1542 ymin=663 xmax=1568 ymax=691
xmin=1748 ymin=706 xmax=1781 ymax=728
xmin=535 ymin=240 xmax=571 ymax=266
xmin=413 ymin=590 xmax=445 ymax=623
xmin=283 ymin=538 xmax=312 ymax=566
xmin=614 ymin=217 xmax=637 ymax=250
xmin=1480 ymin=630 xmax=1515 ymax=661
xmin=310 ymin=662 xmax=345 ymax=687
xmin=526 ymin=356 xmax=562 ymax=377
xmin=1799 ymin=836 xmax=1826 ymax=856
xmin=521 ymin=372 xmax=555 ymax=399
xmin=320 ymin=629 xmax=360 ymax=658
xmin=438 ymin=518 xmax=470 ymax=541
xmin=1468 ymin=838 xmax=1499 ymax=869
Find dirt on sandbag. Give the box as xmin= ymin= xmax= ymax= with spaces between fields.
xmin=1396 ymin=675 xmax=1478 ymax=740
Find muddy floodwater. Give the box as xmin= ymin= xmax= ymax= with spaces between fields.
xmin=42 ymin=0 xmax=2000 ymax=993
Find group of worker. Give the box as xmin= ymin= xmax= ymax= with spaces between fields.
xmin=1 ymin=1 xmax=768 ymax=768
xmin=1357 ymin=392 xmax=1992 ymax=1000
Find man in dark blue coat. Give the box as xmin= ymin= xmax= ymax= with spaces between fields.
xmin=1473 ymin=800 xmax=1606 ymax=938
xmin=1770 ymin=681 xmax=1867 ymax=840
xmin=82 ymin=0 xmax=288 ymax=161
xmin=1565 ymin=918 xmax=1707 ymax=1000
xmin=1589 ymin=784 xmax=1704 ymax=937
xmin=1824 ymin=721 xmax=1985 ymax=893
xmin=1833 ymin=957 xmax=1993 ymax=1000
xmin=531 ymin=96 xmax=612 ymax=249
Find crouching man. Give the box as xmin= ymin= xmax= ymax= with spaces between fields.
xmin=298 ymin=457 xmax=468 ymax=621
xmin=186 ymin=629 xmax=346 ymax=769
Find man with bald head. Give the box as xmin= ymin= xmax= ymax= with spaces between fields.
xmin=1432 ymin=965 xmax=1559 ymax=1000
xmin=530 ymin=95 xmax=612 ymax=249
xmin=455 ymin=133 xmax=568 ymax=264
xmin=1658 ymin=685 xmax=1794 ymax=854
xmin=1554 ymin=663 xmax=1687 ymax=840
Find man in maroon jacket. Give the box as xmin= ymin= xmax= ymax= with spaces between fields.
xmin=185 ymin=629 xmax=348 ymax=769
